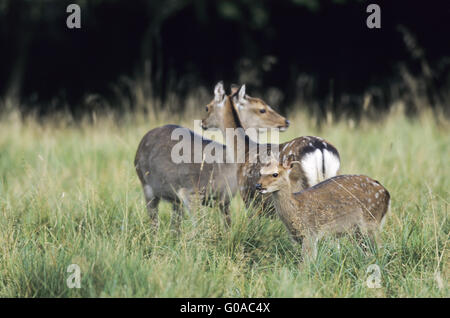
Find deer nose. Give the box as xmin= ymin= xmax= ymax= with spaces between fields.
xmin=255 ymin=183 xmax=262 ymax=190
xmin=285 ymin=119 xmax=290 ymax=127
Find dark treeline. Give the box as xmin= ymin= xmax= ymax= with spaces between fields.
xmin=0 ymin=0 xmax=449 ymax=119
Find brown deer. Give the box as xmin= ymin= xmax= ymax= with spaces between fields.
xmin=256 ymin=156 xmax=391 ymax=259
xmin=201 ymin=84 xmax=341 ymax=214
xmin=134 ymin=82 xmax=289 ymax=228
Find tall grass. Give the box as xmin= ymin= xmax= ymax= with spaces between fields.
xmin=0 ymin=107 xmax=448 ymax=297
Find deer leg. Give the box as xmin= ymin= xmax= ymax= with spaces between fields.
xmin=143 ymin=185 xmax=159 ymax=229
xmin=355 ymin=227 xmax=378 ymax=255
xmin=170 ymin=203 xmax=184 ymax=233
xmin=177 ymin=188 xmax=199 ymax=224
xmin=367 ymin=228 xmax=382 ymax=252
xmin=290 ymin=234 xmax=303 ymax=244
xmin=301 ymin=235 xmax=318 ymax=261
xmin=219 ymin=201 xmax=231 ymax=227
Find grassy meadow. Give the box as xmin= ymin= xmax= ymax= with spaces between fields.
xmin=0 ymin=106 xmax=448 ymax=297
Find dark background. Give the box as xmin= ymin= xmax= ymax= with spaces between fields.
xmin=1 ymin=0 xmax=449 ymax=119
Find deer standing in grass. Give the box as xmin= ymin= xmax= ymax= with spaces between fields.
xmin=134 ymin=82 xmax=288 ymax=228
xmin=201 ymin=83 xmax=341 ymax=214
xmin=256 ymin=157 xmax=390 ymax=259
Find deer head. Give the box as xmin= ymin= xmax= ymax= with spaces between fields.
xmin=231 ymin=84 xmax=290 ymax=131
xmin=202 ymin=82 xmax=289 ymax=132
xmin=256 ymin=156 xmax=303 ymax=194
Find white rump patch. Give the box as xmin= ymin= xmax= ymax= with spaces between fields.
xmin=301 ymin=149 xmax=323 ymax=186
xmin=323 ymin=149 xmax=340 ymax=179
xmin=301 ymin=149 xmax=340 ymax=187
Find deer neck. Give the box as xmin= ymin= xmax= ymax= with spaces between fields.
xmin=220 ymin=97 xmax=240 ymax=131
xmin=221 ymin=97 xmax=257 ymax=163
xmin=272 ymin=184 xmax=306 ymax=236
xmin=221 ymin=97 xmax=255 ymax=163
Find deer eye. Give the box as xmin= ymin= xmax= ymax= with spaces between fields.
xmin=205 ymin=106 xmax=209 ymax=112
xmin=260 ymin=109 xmax=266 ymax=113
xmin=272 ymin=173 xmax=278 ymax=177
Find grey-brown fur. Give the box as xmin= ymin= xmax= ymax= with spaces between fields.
xmin=134 ymin=124 xmax=237 ymax=227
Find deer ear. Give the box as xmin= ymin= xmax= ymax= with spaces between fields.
xmin=214 ymin=81 xmax=225 ymax=102
xmin=232 ymin=84 xmax=246 ymax=107
xmin=282 ymin=155 xmax=294 ymax=169
xmin=288 ymin=161 xmax=303 ymax=183
xmin=238 ymin=84 xmax=246 ymax=102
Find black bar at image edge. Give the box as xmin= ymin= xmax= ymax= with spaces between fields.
xmin=0 ymin=298 xmax=446 ymax=315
